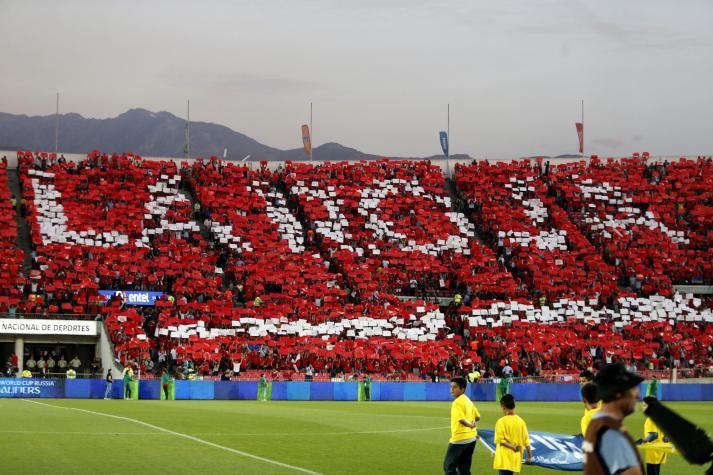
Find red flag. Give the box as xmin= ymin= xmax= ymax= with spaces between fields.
xmin=575 ymin=122 xmax=584 ymax=153
xmin=301 ymin=124 xmax=312 ymax=158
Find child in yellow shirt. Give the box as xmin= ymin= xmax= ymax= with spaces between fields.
xmin=640 ymin=397 xmax=668 ymax=475
xmin=493 ymin=394 xmax=532 ymax=475
xmin=580 ymin=383 xmax=600 ymax=436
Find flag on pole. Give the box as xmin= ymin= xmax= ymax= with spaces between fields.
xmin=301 ymin=124 xmax=312 ymax=158
xmin=575 ymin=122 xmax=584 ymax=153
xmin=439 ymin=131 xmax=449 ymax=157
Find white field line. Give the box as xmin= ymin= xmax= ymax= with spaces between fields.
xmin=0 ymin=426 xmax=450 ymax=437
xmin=21 ymin=399 xmax=322 ymax=475
xmin=191 ymin=426 xmax=450 ymax=437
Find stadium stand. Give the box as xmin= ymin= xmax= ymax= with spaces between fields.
xmin=0 ymin=159 xmax=24 ymax=314
xmin=548 ymin=156 xmax=713 ymax=295
xmin=454 ymin=160 xmax=619 ymax=305
xmin=11 ymin=151 xmax=713 ymax=379
xmin=18 ymin=151 xmax=222 ymax=314
xmin=281 ymin=159 xmax=519 ymax=300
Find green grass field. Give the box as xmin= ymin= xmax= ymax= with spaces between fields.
xmin=1 ymin=399 xmax=710 ymax=474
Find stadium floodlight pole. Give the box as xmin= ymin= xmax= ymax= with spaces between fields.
xmin=54 ymin=92 xmax=59 ymax=155
xmin=447 ymin=103 xmax=450 ymax=156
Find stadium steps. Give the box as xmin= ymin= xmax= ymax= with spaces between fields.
xmin=6 ymin=168 xmax=33 ymax=270
xmin=444 ymin=177 xmax=485 ymax=242
xmin=178 ymin=184 xmax=212 ymax=241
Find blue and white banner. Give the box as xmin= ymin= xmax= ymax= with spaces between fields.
xmin=0 ymin=378 xmax=65 ymax=398
xmin=479 ymin=429 xmax=584 ymax=471
xmin=98 ymin=290 xmax=164 ymax=306
xmin=439 ymin=131 xmax=449 ymax=157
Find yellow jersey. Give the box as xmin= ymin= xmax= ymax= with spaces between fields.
xmin=449 ymin=394 xmax=480 ymax=443
xmin=580 ymin=406 xmax=599 ymax=436
xmin=493 ymin=414 xmax=530 ymax=473
xmin=643 ymin=417 xmax=668 ymax=465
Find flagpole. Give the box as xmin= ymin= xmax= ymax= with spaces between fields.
xmin=54 ymin=92 xmax=59 ymax=155
xmin=581 ymin=99 xmax=584 ymax=159
xmin=185 ymin=100 xmax=190 ymax=160
xmin=447 ymin=103 xmax=450 ymax=157
xmin=309 ymin=102 xmax=313 ymax=161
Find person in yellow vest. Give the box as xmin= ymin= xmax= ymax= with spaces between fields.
xmin=493 ymin=394 xmax=532 ymax=475
xmin=581 ymin=383 xmax=600 ymax=436
xmin=638 ymin=397 xmax=668 ymax=475
xmin=466 ymin=368 xmax=481 ymax=384
xmin=66 ymin=368 xmax=77 ymax=379
xmin=443 ymin=377 xmax=480 ymax=475
xmin=22 ymin=369 xmax=32 ymax=378
xmin=453 ymin=294 xmax=462 ymax=307
xmin=253 ymin=296 xmax=263 ymax=308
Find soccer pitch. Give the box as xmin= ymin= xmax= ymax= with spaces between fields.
xmin=1 ymin=399 xmax=711 ymax=474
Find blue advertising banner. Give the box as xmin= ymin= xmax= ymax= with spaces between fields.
xmin=0 ymin=378 xmax=65 ymax=398
xmin=479 ymin=429 xmax=584 ymax=471
xmin=439 ymin=131 xmax=449 ymax=157
xmin=3 ymin=380 xmax=713 ymax=402
xmin=98 ymin=290 xmax=164 ymax=306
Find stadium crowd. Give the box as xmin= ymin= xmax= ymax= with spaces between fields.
xmin=2 ymin=151 xmax=712 ymax=380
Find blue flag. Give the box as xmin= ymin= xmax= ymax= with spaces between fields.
xmin=478 ymin=429 xmax=584 ymax=471
xmin=439 ymin=131 xmax=449 ymax=157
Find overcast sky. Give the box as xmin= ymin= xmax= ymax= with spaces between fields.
xmin=2 ymin=0 xmax=712 ymax=158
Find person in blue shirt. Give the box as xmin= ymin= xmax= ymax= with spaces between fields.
xmin=583 ymin=363 xmax=645 ymax=475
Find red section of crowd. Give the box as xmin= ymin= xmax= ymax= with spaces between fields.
xmin=281 ymin=160 xmax=518 ymax=299
xmin=454 ymin=160 xmax=619 ymax=305
xmin=16 ymin=151 xmax=223 ymax=316
xmin=0 ymin=159 xmax=24 ymax=311
xmin=549 ymin=156 xmax=713 ymax=295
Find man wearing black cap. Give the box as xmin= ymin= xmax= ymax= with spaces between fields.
xmin=583 ymin=363 xmax=645 ymax=475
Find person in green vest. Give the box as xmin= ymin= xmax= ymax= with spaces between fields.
xmin=364 ymin=375 xmax=372 ymax=401
xmin=646 ymin=376 xmax=659 ymax=398
xmin=161 ymin=369 xmax=171 ymax=400
xmin=66 ymin=368 xmax=77 ymax=379
xmin=258 ymin=374 xmax=268 ymax=401
xmin=254 ymin=296 xmax=263 ymax=308
xmin=123 ymin=365 xmax=133 ymax=400
xmin=497 ymin=376 xmax=510 ymax=401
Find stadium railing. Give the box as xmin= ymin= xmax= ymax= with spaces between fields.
xmin=8 ymin=371 xmax=101 ymax=379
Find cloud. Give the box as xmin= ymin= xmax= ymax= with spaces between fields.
xmin=592 ymin=137 xmax=625 ymax=149
xmin=160 ymin=71 xmax=323 ymax=95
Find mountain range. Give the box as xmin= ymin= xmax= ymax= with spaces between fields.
xmin=0 ymin=108 xmax=577 ymax=162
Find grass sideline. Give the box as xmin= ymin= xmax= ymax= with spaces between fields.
xmin=1 ymin=399 xmax=711 ymax=474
